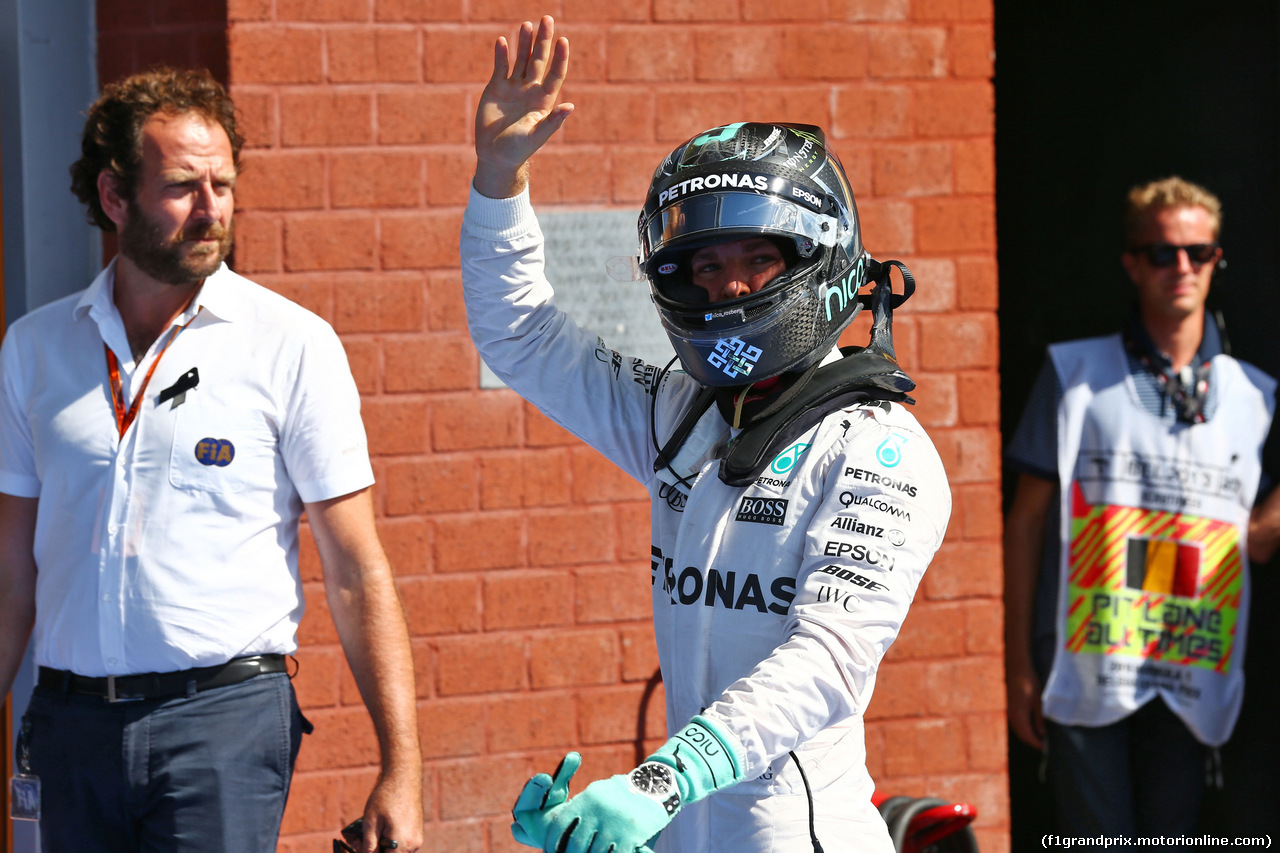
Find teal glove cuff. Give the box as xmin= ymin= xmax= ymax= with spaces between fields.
xmin=647 ymin=714 xmax=746 ymax=804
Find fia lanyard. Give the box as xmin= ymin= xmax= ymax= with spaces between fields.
xmin=105 ymin=310 xmax=200 ymax=438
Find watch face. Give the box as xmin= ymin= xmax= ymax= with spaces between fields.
xmin=630 ymin=762 xmax=675 ymax=796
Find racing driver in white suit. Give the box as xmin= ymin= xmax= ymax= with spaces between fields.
xmin=460 ymin=17 xmax=951 ymax=853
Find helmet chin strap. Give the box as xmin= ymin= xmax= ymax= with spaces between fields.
xmin=861 ymin=258 xmax=915 ymax=363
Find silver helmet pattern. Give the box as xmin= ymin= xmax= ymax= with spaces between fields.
xmin=639 ymin=122 xmax=868 ymax=387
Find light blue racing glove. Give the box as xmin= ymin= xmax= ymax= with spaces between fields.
xmin=511 ymin=752 xmax=580 ymax=848
xmin=512 ymin=715 xmax=745 ymax=853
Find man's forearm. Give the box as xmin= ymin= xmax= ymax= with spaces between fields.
xmin=1248 ymin=485 xmax=1280 ymax=563
xmin=1003 ymin=474 xmax=1054 ymax=665
xmin=306 ymin=490 xmax=422 ymax=785
xmin=326 ymin=565 xmax=421 ymax=774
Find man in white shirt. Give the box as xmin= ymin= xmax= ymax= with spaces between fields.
xmin=0 ymin=67 xmax=422 ymax=853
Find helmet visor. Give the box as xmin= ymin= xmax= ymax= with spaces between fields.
xmin=641 ymin=188 xmax=839 ymax=274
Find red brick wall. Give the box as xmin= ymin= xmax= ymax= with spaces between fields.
xmin=97 ymin=0 xmax=230 ymax=87
xmin=102 ymin=1 xmax=1005 ymax=850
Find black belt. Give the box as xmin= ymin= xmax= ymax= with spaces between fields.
xmin=38 ymin=654 xmax=287 ymax=703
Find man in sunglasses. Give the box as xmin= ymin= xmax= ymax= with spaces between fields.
xmin=1004 ymin=177 xmax=1278 ymax=840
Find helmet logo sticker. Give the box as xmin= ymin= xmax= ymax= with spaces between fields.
xmin=690 ymin=122 xmax=747 ymax=149
xmin=659 ymin=262 xmax=678 ymax=275
xmin=876 ymin=434 xmax=907 ymax=468
xmin=195 ymin=437 xmax=236 ymax=467
xmin=658 ymin=173 xmax=768 ymax=206
xmin=770 ymin=442 xmax=811 ymax=476
xmin=753 ymin=126 xmax=784 ymax=159
xmin=824 ymin=260 xmax=866 ymax=322
xmin=707 ymin=337 xmax=762 ymax=380
xmin=781 ymin=137 xmax=817 ymax=172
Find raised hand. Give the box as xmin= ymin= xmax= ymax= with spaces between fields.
xmin=473 ymin=16 xmax=573 ymax=199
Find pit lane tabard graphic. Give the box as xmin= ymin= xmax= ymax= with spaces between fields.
xmin=1065 ymin=481 xmax=1242 ymax=673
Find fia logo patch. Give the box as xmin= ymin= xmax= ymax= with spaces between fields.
xmin=195 ymin=438 xmax=235 ymax=467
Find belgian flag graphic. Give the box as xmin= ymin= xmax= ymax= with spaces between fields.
xmin=1125 ymin=537 xmax=1201 ymax=598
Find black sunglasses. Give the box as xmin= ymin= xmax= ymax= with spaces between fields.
xmin=1130 ymin=242 xmax=1221 ymax=268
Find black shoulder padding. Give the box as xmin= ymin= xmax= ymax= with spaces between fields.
xmin=717 ymin=346 xmax=915 ymax=486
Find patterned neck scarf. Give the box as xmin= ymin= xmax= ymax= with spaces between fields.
xmin=1122 ymin=311 xmax=1212 ymax=424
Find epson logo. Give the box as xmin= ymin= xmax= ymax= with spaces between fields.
xmin=821 ymin=541 xmax=896 ymax=570
xmin=736 ymin=496 xmax=789 ymax=526
xmin=791 ymin=186 xmax=822 ymax=208
xmin=658 ymin=173 xmax=770 ymax=206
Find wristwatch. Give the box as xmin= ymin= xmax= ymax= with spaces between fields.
xmin=629 ymin=761 xmax=682 ymax=816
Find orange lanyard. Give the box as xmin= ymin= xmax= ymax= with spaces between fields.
xmin=105 ymin=311 xmax=200 ymax=439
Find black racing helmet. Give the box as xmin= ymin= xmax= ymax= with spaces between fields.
xmin=639 ymin=122 xmax=868 ymax=387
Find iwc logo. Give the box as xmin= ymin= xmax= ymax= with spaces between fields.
xmin=629 ymin=762 xmax=682 ymax=816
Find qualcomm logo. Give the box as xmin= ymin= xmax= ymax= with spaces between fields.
xmin=770 ymin=442 xmax=810 ymax=476
xmin=707 ymin=337 xmax=762 ymax=380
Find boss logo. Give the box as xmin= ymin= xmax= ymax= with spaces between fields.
xmin=736 ymin=496 xmax=789 ymax=526
xmin=659 ymin=482 xmax=687 ymax=513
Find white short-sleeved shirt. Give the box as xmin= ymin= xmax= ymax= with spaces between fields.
xmin=0 ymin=260 xmax=374 ymax=677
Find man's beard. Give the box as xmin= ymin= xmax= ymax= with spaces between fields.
xmin=119 ymin=200 xmax=233 ymax=286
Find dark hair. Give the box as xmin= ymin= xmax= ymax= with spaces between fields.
xmin=69 ymin=67 xmax=243 ymax=232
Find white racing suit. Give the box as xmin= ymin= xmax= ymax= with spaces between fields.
xmin=461 ymin=188 xmax=952 ymax=853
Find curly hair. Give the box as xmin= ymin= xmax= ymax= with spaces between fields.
xmin=69 ymin=67 xmax=244 ymax=232
xmin=1122 ymin=176 xmax=1222 ymax=248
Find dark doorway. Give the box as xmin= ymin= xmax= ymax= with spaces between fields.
xmin=996 ymin=3 xmax=1280 ymax=848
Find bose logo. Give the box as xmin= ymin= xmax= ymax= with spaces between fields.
xmin=818 ymin=565 xmax=888 ymax=592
